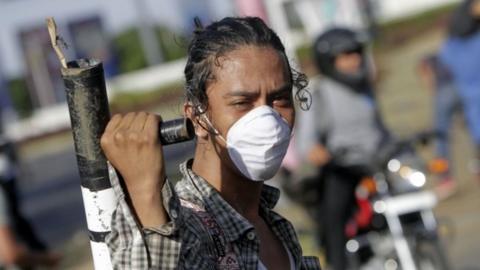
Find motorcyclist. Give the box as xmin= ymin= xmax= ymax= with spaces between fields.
xmin=296 ymin=27 xmax=390 ymax=270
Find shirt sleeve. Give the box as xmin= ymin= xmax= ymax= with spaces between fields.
xmin=105 ymin=167 xmax=182 ymax=269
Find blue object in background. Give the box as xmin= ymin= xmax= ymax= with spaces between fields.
xmin=440 ymin=33 xmax=480 ymax=145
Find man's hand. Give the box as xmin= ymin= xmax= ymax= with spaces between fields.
xmin=307 ymin=144 xmax=331 ymax=167
xmin=101 ymin=112 xmax=168 ymax=227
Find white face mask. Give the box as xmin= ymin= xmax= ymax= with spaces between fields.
xmin=203 ymin=105 xmax=292 ymax=181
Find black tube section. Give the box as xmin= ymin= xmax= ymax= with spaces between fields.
xmin=62 ymin=59 xmax=111 ymax=192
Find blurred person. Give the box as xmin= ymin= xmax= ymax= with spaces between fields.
xmin=0 ymin=139 xmax=48 ymax=253
xmin=440 ymin=0 xmax=480 ymax=182
xmin=417 ymin=54 xmax=462 ymax=198
xmin=0 ymin=182 xmax=60 ymax=269
xmin=296 ymin=28 xmax=390 ymax=270
xmin=0 ymin=103 xmax=49 ymax=253
xmin=0 ymin=84 xmax=60 ymax=267
xmin=100 ymin=17 xmax=321 ymax=269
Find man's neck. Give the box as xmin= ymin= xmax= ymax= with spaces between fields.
xmin=191 ymin=145 xmax=263 ymax=221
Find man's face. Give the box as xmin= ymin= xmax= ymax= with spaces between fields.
xmin=203 ymin=45 xmax=294 ymax=159
xmin=334 ymin=51 xmax=363 ymax=75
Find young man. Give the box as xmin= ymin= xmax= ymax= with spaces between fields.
xmin=440 ymin=0 xmax=480 ymax=182
xmin=296 ymin=28 xmax=389 ymax=270
xmin=101 ymin=17 xmax=321 ymax=269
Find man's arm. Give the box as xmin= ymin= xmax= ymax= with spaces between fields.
xmin=101 ymin=112 xmax=168 ymax=228
xmin=102 ymin=112 xmax=184 ymax=268
xmin=417 ymin=58 xmax=436 ymax=92
xmin=105 ymin=156 xmax=182 ymax=269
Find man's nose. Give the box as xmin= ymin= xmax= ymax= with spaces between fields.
xmin=255 ymin=95 xmax=272 ymax=108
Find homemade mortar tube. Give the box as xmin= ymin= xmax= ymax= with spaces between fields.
xmin=61 ymin=58 xmax=194 ymax=269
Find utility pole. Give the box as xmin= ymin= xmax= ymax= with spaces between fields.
xmin=133 ymin=0 xmax=163 ymax=66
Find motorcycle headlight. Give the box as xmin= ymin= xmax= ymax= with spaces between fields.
xmin=387 ymin=159 xmax=401 ymax=172
xmin=387 ymin=159 xmax=426 ymax=189
xmin=408 ymin=171 xmax=426 ymax=187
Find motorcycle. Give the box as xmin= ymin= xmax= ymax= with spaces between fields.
xmin=344 ymin=132 xmax=451 ymax=270
xmin=281 ymin=132 xmax=451 ymax=270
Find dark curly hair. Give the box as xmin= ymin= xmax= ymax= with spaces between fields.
xmin=184 ymin=16 xmax=310 ymax=115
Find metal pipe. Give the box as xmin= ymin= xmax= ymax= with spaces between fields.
xmin=385 ymin=212 xmax=418 ymax=270
xmin=62 ymin=58 xmax=115 ymax=269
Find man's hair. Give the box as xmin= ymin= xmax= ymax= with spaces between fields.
xmin=184 ymin=16 xmax=310 ymax=115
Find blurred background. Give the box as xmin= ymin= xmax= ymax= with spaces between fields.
xmin=0 ymin=0 xmax=478 ymax=269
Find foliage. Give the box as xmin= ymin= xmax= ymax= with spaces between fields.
xmin=112 ymin=28 xmax=148 ymax=73
xmin=156 ymin=26 xmax=188 ymax=62
xmin=112 ymin=26 xmax=187 ymax=73
xmin=109 ymin=83 xmax=184 ymax=112
xmin=7 ymin=78 xmax=33 ymax=118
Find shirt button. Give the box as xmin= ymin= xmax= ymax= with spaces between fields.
xmin=170 ymin=210 xmax=178 ymax=219
xmin=246 ymin=231 xmax=256 ymax=241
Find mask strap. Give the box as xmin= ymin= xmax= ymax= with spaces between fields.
xmin=200 ymin=114 xmax=227 ymax=144
xmin=289 ymin=128 xmax=295 ymax=138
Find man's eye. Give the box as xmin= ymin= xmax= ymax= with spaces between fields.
xmin=233 ymin=101 xmax=246 ymax=106
xmin=231 ymin=101 xmax=252 ymax=109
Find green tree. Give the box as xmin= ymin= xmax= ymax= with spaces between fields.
xmin=113 ymin=26 xmax=187 ymax=74
xmin=7 ymin=78 xmax=33 ymax=118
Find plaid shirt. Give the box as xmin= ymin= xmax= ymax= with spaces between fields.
xmin=106 ymin=159 xmax=321 ymax=269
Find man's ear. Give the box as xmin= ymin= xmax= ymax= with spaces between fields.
xmin=184 ymin=102 xmax=209 ymax=139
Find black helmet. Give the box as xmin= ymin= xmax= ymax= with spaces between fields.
xmin=313 ymin=27 xmax=369 ymax=90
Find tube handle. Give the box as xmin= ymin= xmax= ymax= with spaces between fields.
xmin=159 ymin=118 xmax=195 ymax=145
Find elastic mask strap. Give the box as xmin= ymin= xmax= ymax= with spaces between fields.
xmin=200 ymin=114 xmax=227 ymax=144
xmin=289 ymin=128 xmax=295 ymax=139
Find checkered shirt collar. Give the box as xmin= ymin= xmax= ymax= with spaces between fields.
xmin=179 ymin=159 xmax=282 ymax=242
